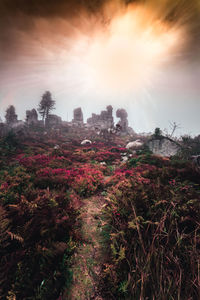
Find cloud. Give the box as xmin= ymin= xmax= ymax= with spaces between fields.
xmin=0 ymin=0 xmax=200 ymax=135
xmin=0 ymin=0 xmax=199 ymax=61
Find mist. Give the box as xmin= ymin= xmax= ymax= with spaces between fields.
xmin=0 ymin=0 xmax=200 ymax=136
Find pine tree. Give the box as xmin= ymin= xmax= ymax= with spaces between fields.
xmin=38 ymin=91 xmax=55 ymax=122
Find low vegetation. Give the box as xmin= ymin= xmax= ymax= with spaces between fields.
xmin=0 ymin=132 xmax=199 ymax=299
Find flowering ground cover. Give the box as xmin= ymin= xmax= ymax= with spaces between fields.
xmin=0 ymin=134 xmax=200 ymax=299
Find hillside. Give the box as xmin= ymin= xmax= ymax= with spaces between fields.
xmin=0 ymin=133 xmax=200 ymax=300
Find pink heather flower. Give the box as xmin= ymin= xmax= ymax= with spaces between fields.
xmin=169 ymin=179 xmax=176 ymax=186
xmin=0 ymin=182 xmax=9 ymax=190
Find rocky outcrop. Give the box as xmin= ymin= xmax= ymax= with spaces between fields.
xmin=148 ymin=137 xmax=180 ymax=157
xmin=87 ymin=106 xmax=114 ymax=130
xmin=45 ymin=114 xmax=62 ymax=128
xmin=192 ymin=155 xmax=200 ymax=173
xmin=73 ymin=107 xmax=83 ymax=126
xmin=116 ymin=109 xmax=128 ymax=133
xmin=26 ymin=109 xmax=38 ymax=125
xmin=0 ymin=104 xmax=135 ymax=138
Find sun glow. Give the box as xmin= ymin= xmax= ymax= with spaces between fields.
xmin=0 ymin=2 xmax=186 ymax=109
xmin=78 ymin=5 xmax=184 ymax=94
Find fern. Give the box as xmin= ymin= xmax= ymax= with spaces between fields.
xmin=0 ymin=205 xmax=11 ymax=295
xmin=7 ymin=231 xmax=24 ymax=243
xmin=0 ymin=205 xmax=10 ymax=248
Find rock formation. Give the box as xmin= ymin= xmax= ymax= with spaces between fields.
xmin=116 ymin=109 xmax=128 ymax=132
xmin=147 ymin=137 xmax=180 ymax=157
xmin=45 ymin=114 xmax=62 ymax=128
xmin=73 ymin=107 xmax=83 ymax=125
xmin=0 ymin=104 xmax=136 ymax=138
xmin=26 ymin=109 xmax=38 ymax=125
xmin=87 ymin=106 xmax=114 ymax=130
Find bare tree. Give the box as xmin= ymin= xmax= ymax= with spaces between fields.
xmin=163 ymin=122 xmax=181 ymax=138
xmin=169 ymin=122 xmax=181 ymax=138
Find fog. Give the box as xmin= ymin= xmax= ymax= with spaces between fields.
xmin=0 ymin=0 xmax=200 ymax=136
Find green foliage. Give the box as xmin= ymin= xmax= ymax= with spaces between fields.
xmin=127 ymin=157 xmax=141 ymax=167
xmin=0 ymin=131 xmax=19 ymax=158
xmin=154 ymin=127 xmax=162 ymax=138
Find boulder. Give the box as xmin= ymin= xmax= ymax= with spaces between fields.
xmin=81 ymin=139 xmax=92 ymax=145
xmin=147 ymin=137 xmax=180 ymax=157
xmin=126 ymin=140 xmax=143 ymax=149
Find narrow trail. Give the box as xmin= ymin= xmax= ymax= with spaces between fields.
xmin=65 ymin=195 xmax=106 ymax=300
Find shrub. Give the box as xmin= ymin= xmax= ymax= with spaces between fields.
xmin=101 ymin=160 xmax=200 ymax=299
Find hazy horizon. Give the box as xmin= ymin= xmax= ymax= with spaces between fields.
xmin=0 ymin=0 xmax=200 ymax=137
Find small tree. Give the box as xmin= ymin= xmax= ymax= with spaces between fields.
xmin=5 ymin=105 xmax=18 ymax=125
xmin=154 ymin=127 xmax=162 ymax=138
xmin=38 ymin=91 xmax=55 ymax=122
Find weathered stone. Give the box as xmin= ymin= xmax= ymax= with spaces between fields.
xmin=87 ymin=106 xmax=114 ymax=130
xmin=147 ymin=137 xmax=180 ymax=157
xmin=26 ymin=109 xmax=38 ymax=125
xmin=126 ymin=140 xmax=143 ymax=150
xmin=45 ymin=114 xmax=62 ymax=127
xmin=73 ymin=107 xmax=83 ymax=125
xmin=192 ymin=155 xmax=200 ymax=172
xmin=81 ymin=139 xmax=92 ymax=145
xmin=116 ymin=109 xmax=128 ymax=132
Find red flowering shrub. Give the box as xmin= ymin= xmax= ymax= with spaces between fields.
xmin=1 ymin=137 xmax=200 ymax=300
xmin=72 ymin=167 xmax=104 ymax=196
xmin=35 ymin=164 xmax=104 ymax=195
xmin=95 ymin=151 xmax=121 ymax=163
xmin=35 ymin=167 xmax=75 ymax=189
xmin=49 ymin=156 xmax=72 ymax=168
xmin=17 ymin=154 xmax=53 ymax=170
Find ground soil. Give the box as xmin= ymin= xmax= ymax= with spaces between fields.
xmin=64 ymin=195 xmax=106 ymax=300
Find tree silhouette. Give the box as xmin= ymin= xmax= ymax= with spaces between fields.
xmin=38 ymin=91 xmax=55 ymax=122
xmin=154 ymin=127 xmax=162 ymax=137
xmin=5 ymin=105 xmax=17 ymax=125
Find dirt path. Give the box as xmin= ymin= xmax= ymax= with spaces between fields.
xmin=64 ymin=195 xmax=106 ymax=300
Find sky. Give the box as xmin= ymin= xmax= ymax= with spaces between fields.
xmin=0 ymin=0 xmax=200 ymax=136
